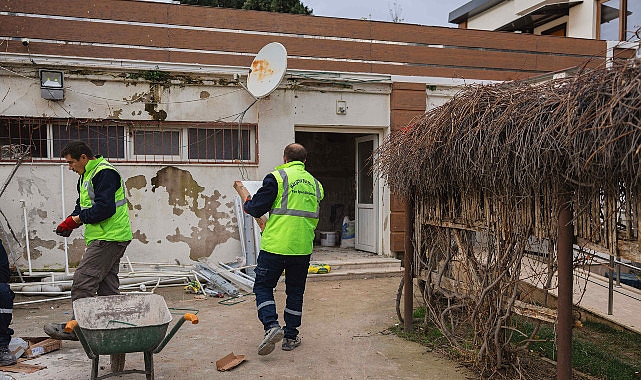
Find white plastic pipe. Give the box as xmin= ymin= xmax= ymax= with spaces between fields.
xmin=20 ymin=200 xmax=32 ymax=275
xmin=60 ymin=165 xmax=70 ymax=275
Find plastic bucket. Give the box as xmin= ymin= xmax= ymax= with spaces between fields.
xmin=320 ymin=231 xmax=337 ymax=247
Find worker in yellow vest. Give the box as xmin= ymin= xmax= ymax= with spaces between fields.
xmin=45 ymin=140 xmax=132 ymax=341
xmin=244 ymin=143 xmax=324 ymax=355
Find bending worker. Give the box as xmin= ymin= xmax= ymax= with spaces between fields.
xmin=244 ymin=143 xmax=324 ymax=355
xmin=45 ymin=140 xmax=132 ymax=340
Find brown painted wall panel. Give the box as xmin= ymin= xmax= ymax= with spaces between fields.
xmin=3 ymin=0 xmax=170 ymax=24
xmin=167 ymin=51 xmax=252 ymax=68
xmin=392 ymin=82 xmax=425 ymax=91
xmin=168 ymin=4 xmax=374 ymax=40
xmin=14 ymin=42 xmax=171 ymax=65
xmin=372 ymin=45 xmax=538 ymax=72
xmin=391 ymin=110 xmax=424 ymax=130
xmin=168 ymin=30 xmax=374 ymax=60
xmin=370 ymin=64 xmax=535 ymax=81
xmin=391 ymin=213 xmax=405 ymax=232
xmin=4 ymin=0 xmax=606 ymax=60
xmin=391 ymin=91 xmax=426 ymax=111
xmin=286 ymin=59 xmax=374 ymax=75
xmin=0 ymin=15 xmax=170 ymax=47
xmin=371 ymin=22 xmax=606 ymax=57
xmin=390 ymin=195 xmax=406 ymax=213
xmin=391 ymin=232 xmax=405 ymax=252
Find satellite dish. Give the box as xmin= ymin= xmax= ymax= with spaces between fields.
xmin=247 ymin=42 xmax=287 ymax=99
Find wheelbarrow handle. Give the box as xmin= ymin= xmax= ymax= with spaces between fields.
xmin=64 ymin=320 xmax=78 ymax=333
xmin=184 ymin=313 xmax=199 ymax=324
xmin=153 ymin=313 xmax=200 ymax=354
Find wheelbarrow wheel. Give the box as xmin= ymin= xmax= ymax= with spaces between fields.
xmin=110 ymin=353 xmax=126 ymax=373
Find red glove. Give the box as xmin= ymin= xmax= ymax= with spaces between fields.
xmin=243 ymin=196 xmax=251 ymax=214
xmin=55 ymin=216 xmax=81 ymax=237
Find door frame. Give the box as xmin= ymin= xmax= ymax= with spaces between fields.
xmin=295 ymin=126 xmax=386 ymax=255
xmin=355 ymin=134 xmax=379 ymax=253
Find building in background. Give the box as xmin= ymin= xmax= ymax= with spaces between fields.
xmin=449 ymin=0 xmax=641 ymax=41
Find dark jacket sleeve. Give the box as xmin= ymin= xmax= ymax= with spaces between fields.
xmin=77 ymin=169 xmax=122 ymax=224
xmin=243 ymin=173 xmax=278 ymax=218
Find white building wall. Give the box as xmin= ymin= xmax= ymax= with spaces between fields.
xmin=0 ymin=64 xmax=394 ymax=270
xmin=467 ymin=0 xmax=517 ymax=31
xmin=567 ymin=1 xmax=598 ymax=39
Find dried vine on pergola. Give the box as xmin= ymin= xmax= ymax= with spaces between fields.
xmin=376 ymin=59 xmax=641 ymax=376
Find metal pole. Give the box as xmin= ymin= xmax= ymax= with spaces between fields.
xmin=21 ymin=200 xmax=32 ymax=275
xmin=557 ymin=193 xmax=573 ymax=380
xmin=60 ymin=165 xmax=70 ymax=275
xmin=403 ymin=194 xmax=414 ymax=332
xmin=608 ymin=255 xmax=614 ymax=315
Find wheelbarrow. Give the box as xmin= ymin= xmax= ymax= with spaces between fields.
xmin=64 ymin=293 xmax=198 ymax=380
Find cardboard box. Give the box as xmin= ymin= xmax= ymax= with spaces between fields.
xmin=22 ymin=337 xmax=62 ymax=358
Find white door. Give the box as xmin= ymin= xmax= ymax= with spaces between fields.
xmin=355 ymin=135 xmax=378 ymax=253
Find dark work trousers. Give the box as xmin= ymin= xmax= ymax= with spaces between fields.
xmin=71 ymin=240 xmax=130 ymax=302
xmin=0 ymin=240 xmax=13 ymax=347
xmin=253 ymin=250 xmax=311 ymax=340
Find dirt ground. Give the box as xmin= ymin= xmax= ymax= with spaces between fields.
xmin=3 ymin=276 xmax=474 ymax=379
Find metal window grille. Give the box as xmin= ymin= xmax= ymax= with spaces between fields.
xmin=0 ymin=117 xmax=47 ymax=160
xmin=52 ymin=120 xmax=126 ymax=160
xmin=188 ymin=126 xmax=252 ymax=161
xmin=0 ymin=117 xmax=257 ymax=164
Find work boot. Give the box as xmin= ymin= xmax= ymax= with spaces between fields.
xmin=257 ymin=326 xmax=283 ymax=356
xmin=44 ymin=322 xmax=78 ymax=341
xmin=281 ymin=336 xmax=301 ymax=351
xmin=0 ymin=345 xmax=17 ymax=366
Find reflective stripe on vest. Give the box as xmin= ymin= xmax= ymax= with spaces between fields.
xmin=270 ymin=169 xmax=321 ymax=218
xmin=81 ymin=161 xmax=127 ymax=210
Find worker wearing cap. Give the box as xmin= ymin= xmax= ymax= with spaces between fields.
xmin=44 ymin=140 xmax=132 ymax=340
xmin=244 ymin=143 xmax=323 ymax=355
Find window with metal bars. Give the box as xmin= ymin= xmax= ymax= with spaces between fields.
xmin=0 ymin=117 xmax=257 ymax=163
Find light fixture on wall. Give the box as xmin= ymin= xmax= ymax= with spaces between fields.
xmin=39 ymin=69 xmax=64 ymax=100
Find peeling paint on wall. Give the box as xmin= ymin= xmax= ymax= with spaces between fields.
xmin=126 ymin=175 xmax=147 ymax=192
xmin=17 ymin=177 xmax=51 ymax=199
xmin=109 ymin=109 xmax=123 ymax=119
xmin=150 ymin=166 xmax=235 ymax=260
xmin=133 ymin=230 xmax=148 ymax=244
xmin=27 ymin=236 xmax=57 ymax=261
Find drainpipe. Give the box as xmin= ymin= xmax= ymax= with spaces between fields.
xmin=403 ymin=192 xmax=415 ymax=332
xmin=20 ymin=200 xmax=31 ymax=275
xmin=556 ymin=191 xmax=574 ymax=380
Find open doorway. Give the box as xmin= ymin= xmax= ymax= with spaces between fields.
xmin=296 ymin=131 xmax=379 ymax=254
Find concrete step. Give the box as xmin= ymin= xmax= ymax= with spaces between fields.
xmin=307 ymin=257 xmax=402 ymax=281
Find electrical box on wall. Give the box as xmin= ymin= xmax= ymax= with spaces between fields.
xmin=336 ymin=100 xmax=347 ymax=115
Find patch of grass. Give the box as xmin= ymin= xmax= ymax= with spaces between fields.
xmin=395 ymin=308 xmax=641 ymax=380
xmin=510 ymin=317 xmax=641 ymax=380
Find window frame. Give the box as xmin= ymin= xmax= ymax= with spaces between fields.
xmin=0 ymin=117 xmax=258 ymax=164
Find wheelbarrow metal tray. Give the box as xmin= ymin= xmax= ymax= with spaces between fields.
xmin=73 ymin=294 xmax=172 ymax=355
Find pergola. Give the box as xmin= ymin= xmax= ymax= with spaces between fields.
xmin=377 ymin=60 xmax=641 ymax=378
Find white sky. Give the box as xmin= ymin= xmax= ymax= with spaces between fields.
xmin=301 ymin=0 xmax=470 ymax=27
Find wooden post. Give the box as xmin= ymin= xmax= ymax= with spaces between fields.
xmin=557 ymin=192 xmax=573 ymax=380
xmin=404 ymin=193 xmax=415 ymax=332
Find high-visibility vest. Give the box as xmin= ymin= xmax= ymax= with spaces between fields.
xmin=260 ymin=161 xmax=323 ymax=255
xmin=79 ymin=157 xmax=132 ymax=245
